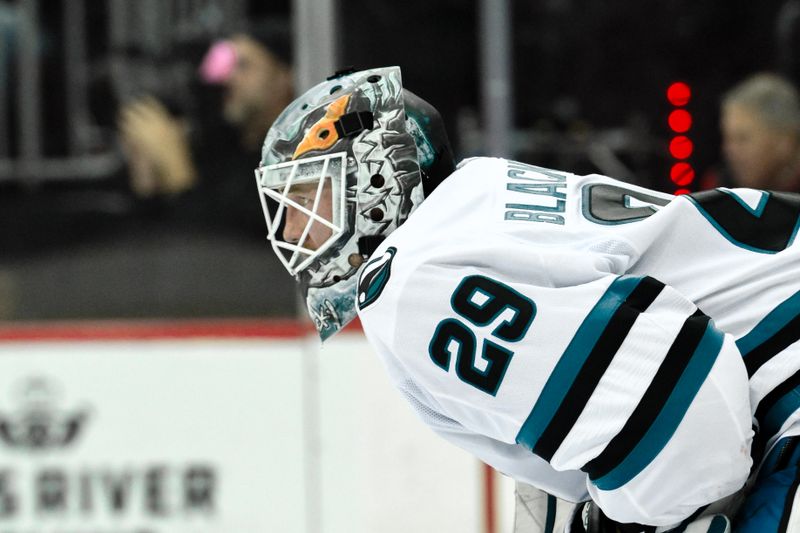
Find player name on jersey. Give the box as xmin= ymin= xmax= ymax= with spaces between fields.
xmin=504 ymin=161 xmax=569 ymax=225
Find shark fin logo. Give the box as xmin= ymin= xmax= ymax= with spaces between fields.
xmin=357 ymin=247 xmax=396 ymax=310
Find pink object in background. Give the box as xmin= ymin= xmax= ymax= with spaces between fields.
xmin=199 ymin=40 xmax=237 ymax=84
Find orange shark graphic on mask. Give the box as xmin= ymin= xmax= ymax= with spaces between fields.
xmin=293 ymin=95 xmax=351 ymax=159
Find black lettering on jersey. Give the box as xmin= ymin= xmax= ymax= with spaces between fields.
xmin=429 ymin=319 xmax=513 ymax=396
xmin=428 ymin=276 xmax=536 ymax=396
xmin=582 ymin=184 xmax=670 ymax=225
xmin=688 ymin=189 xmax=800 ymax=253
xmin=357 ymin=247 xmax=396 ymax=310
xmin=451 ymin=275 xmax=535 ymax=342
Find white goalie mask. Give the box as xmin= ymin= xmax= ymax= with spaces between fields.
xmin=257 ymin=152 xmax=348 ymax=276
xmin=255 ymin=66 xmax=455 ymax=340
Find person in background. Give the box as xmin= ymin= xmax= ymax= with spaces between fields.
xmin=704 ymin=73 xmax=800 ymax=191
xmin=117 ymin=22 xmax=293 ymax=236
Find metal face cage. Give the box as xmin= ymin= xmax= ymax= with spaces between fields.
xmin=256 ymin=152 xmax=347 ymax=276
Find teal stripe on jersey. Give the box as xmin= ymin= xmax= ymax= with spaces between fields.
xmin=737 ymin=290 xmax=800 ymax=356
xmin=592 ymin=320 xmax=724 ymax=490
xmin=720 ymin=188 xmax=769 ymax=217
xmin=708 ymin=515 xmax=730 ymax=533
xmin=762 ymin=389 xmax=800 ymax=440
xmin=515 ymin=275 xmax=642 ymax=451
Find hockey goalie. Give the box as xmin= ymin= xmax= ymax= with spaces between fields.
xmin=254 ymin=66 xmax=800 ymax=532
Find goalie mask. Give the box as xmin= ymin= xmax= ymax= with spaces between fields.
xmin=256 ymin=66 xmax=455 ymax=340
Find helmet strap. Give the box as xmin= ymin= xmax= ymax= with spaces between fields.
xmin=334 ymin=111 xmax=374 ymax=137
xmin=358 ymin=235 xmax=386 ymax=257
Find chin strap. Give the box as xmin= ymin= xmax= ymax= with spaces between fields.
xmin=358 ymin=235 xmax=385 ymax=258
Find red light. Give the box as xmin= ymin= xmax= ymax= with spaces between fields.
xmin=667 ymin=82 xmax=691 ymax=106
xmin=668 ymin=109 xmax=692 ymax=133
xmin=670 ymin=162 xmax=695 ymax=186
xmin=674 ymin=188 xmax=691 ymax=195
xmin=669 ymin=136 xmax=693 ymax=159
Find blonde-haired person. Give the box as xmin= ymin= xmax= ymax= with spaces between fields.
xmin=718 ymin=73 xmax=800 ymax=191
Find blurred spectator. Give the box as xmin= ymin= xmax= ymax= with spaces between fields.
xmin=703 ymin=73 xmax=800 ymax=191
xmin=117 ymin=22 xmax=293 ymax=237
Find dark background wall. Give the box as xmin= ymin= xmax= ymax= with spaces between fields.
xmin=342 ymin=0 xmax=798 ymax=188
xmin=1 ymin=0 xmax=797 ymax=321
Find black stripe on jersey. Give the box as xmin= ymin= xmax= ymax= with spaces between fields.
xmin=776 ymin=437 xmax=800 ymax=473
xmin=533 ymin=277 xmax=665 ymax=461
xmin=744 ymin=313 xmax=800 ymax=377
xmin=754 ymin=369 xmax=800 ymax=441
xmin=751 ymin=423 xmax=768 ymax=475
xmin=583 ymin=310 xmax=709 ymax=480
xmin=689 ymin=189 xmax=800 ymax=252
xmin=778 ymin=468 xmax=800 ymax=533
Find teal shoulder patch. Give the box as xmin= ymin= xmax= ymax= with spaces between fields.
xmin=357 ymin=247 xmax=396 ymax=310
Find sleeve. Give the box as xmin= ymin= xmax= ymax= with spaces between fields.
xmin=381 ymin=262 xmax=754 ymax=527
xmin=390 ymin=369 xmax=590 ymax=502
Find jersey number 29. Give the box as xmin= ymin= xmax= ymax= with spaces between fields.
xmin=428 ymin=275 xmax=535 ymax=396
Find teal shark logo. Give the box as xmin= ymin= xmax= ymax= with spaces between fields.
xmin=357 ymin=247 xmax=396 ymax=310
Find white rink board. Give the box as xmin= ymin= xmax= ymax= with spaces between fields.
xmin=0 ymin=326 xmax=514 ymax=533
xmin=0 ymin=338 xmax=306 ymax=532
xmin=319 ymin=333 xmax=499 ymax=533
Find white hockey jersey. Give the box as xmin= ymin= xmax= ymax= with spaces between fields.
xmin=355 ymin=157 xmax=800 ymax=526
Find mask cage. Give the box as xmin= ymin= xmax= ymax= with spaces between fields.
xmin=256 ymin=152 xmax=348 ymax=276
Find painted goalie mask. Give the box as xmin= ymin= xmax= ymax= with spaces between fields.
xmin=256 ymin=66 xmax=454 ymax=340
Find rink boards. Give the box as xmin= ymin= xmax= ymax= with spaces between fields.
xmin=0 ymin=320 xmax=513 ymax=533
